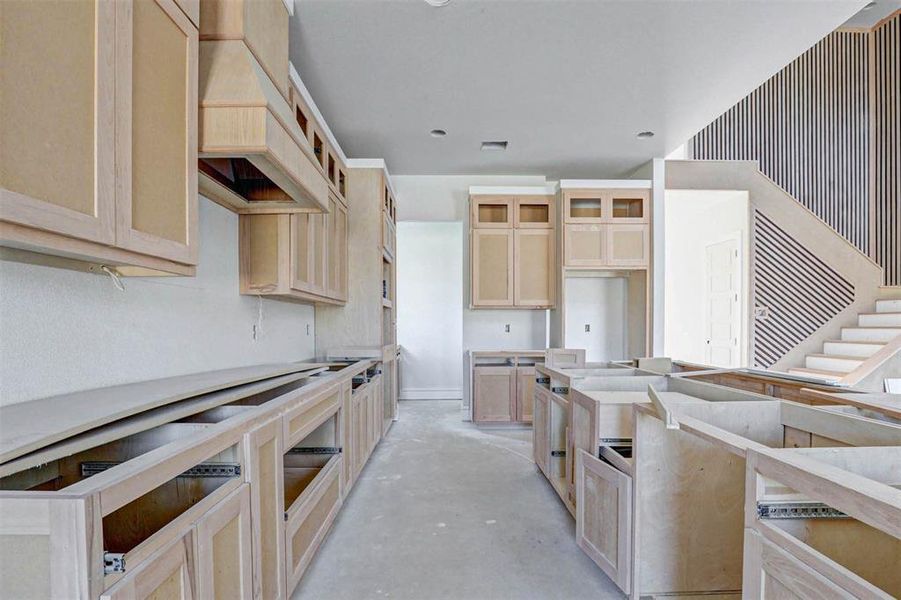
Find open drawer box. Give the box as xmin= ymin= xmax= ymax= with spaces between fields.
xmin=743 ymin=446 xmax=900 ymax=598
xmin=575 ymin=391 xmax=900 ymax=598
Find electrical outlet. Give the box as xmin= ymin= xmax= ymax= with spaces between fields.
xmin=306 ymin=323 xmax=311 ymax=336
xmin=504 ymin=324 xmax=510 ymax=333
xmin=584 ymin=324 xmax=590 ymax=333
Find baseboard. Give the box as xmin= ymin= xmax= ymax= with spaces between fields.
xmin=399 ymin=387 xmax=462 ymax=400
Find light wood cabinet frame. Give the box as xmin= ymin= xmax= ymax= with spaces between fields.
xmin=516 ymin=366 xmax=536 ymax=423
xmin=564 ymin=224 xmax=606 ymax=267
xmin=115 ymin=0 xmax=199 ymax=265
xmin=514 ymin=196 xmax=554 ymax=229
xmin=563 ymin=190 xmax=605 ymax=224
xmin=605 ymin=189 xmax=649 ymax=224
xmin=194 ymin=484 xmax=253 ymax=600
xmin=471 ymin=196 xmax=514 ymax=229
xmin=533 ymin=387 xmax=550 ymax=475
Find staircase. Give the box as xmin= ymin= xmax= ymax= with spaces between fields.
xmin=788 ymin=298 xmax=901 ymax=381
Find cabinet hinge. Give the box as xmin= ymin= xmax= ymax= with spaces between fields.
xmin=104 ymin=552 xmax=126 ymax=574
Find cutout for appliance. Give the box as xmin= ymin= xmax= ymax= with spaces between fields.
xmin=480 ymin=141 xmax=508 ymax=151
xmin=198 ymin=158 xmax=294 ymax=203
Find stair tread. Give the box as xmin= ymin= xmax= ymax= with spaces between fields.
xmin=859 ymin=311 xmax=901 ymax=316
xmin=824 ymin=339 xmax=886 ymax=345
xmin=806 ymin=353 xmax=864 ymax=361
xmin=787 ymin=367 xmax=845 ymax=378
xmin=842 ymin=326 xmax=901 ymax=330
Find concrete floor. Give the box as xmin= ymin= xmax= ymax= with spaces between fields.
xmin=292 ymin=400 xmax=625 ymax=600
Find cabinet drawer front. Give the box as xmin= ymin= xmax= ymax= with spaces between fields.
xmin=284 ymin=386 xmax=341 ymax=449
xmin=565 ymin=224 xmax=605 ymax=266
xmin=101 ymin=530 xmax=195 ymax=600
xmin=285 ymin=456 xmax=342 ymax=592
xmin=195 ymin=484 xmax=253 ymax=600
xmin=575 ymin=449 xmax=632 ymax=595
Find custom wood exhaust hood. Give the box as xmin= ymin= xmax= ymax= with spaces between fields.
xmin=198 ymin=40 xmax=328 ymax=213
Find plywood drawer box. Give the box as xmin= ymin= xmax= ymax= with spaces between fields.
xmin=1 ymin=0 xmax=199 ymax=275
xmin=284 ymin=454 xmax=342 ymax=594
xmin=282 ymin=383 xmax=342 ymax=450
xmin=743 ymin=446 xmax=900 ymax=599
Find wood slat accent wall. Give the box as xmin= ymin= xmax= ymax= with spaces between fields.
xmin=875 ymin=15 xmax=900 ymax=287
xmin=690 ymin=13 xmax=900 ymax=287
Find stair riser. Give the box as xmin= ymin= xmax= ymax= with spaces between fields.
xmin=858 ymin=313 xmax=901 ymax=327
xmin=805 ymin=356 xmax=862 ymax=373
xmin=822 ymin=342 xmax=884 ymax=358
xmin=841 ymin=328 xmax=901 ymax=342
xmin=875 ymin=299 xmax=901 ymax=313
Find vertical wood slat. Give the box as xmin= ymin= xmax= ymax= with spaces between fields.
xmin=875 ymin=15 xmax=900 ymax=287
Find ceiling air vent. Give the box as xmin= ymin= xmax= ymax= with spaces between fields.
xmin=480 ymin=141 xmax=508 ymax=151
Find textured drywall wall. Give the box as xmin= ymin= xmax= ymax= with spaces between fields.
xmin=0 ymin=197 xmax=316 ymax=405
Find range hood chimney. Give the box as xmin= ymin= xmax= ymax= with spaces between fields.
xmin=198 ymin=40 xmax=328 ymax=213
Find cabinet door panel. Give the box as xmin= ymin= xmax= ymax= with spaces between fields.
xmin=472 ymin=229 xmax=514 ymax=306
xmin=116 ymin=0 xmax=198 ymax=265
xmin=195 ymin=484 xmax=253 ymax=600
xmin=328 ymin=197 xmax=348 ymax=300
xmin=516 ymin=367 xmax=536 ymax=423
xmin=607 ymin=224 xmax=648 ymax=267
xmin=575 ymin=449 xmax=632 ymax=595
xmin=565 ymin=224 xmax=605 ymax=267
xmin=244 ymin=418 xmax=287 ymax=600
xmin=473 ymin=367 xmax=515 ymax=422
xmin=0 ymin=0 xmax=116 ymax=244
xmin=101 ymin=530 xmax=195 ymax=600
xmin=291 ymin=212 xmax=327 ymax=296
xmin=514 ymin=229 xmax=554 ymax=307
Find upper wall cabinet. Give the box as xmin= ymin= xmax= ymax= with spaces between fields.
xmin=561 ymin=187 xmax=650 ymax=268
xmin=470 ymin=192 xmax=556 ymax=308
xmin=0 ymin=0 xmax=199 ymax=275
xmin=290 ymin=84 xmax=349 ymax=207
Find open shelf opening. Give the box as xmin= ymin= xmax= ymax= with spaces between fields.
xmin=328 ymin=153 xmax=336 ymax=184
xmin=295 ymin=105 xmax=308 ymax=136
xmin=339 ymin=169 xmax=346 ymax=196
xmin=569 ymin=197 xmax=602 ymax=219
xmin=519 ymin=204 xmax=549 ymax=224
xmin=478 ymin=203 xmax=508 ymax=224
xmin=283 ymin=416 xmax=339 ymax=510
xmin=611 ymin=197 xmax=643 ymax=218
xmin=313 ymin=132 xmax=325 ymax=167
xmin=199 ymin=158 xmax=294 ymax=203
xmin=102 ymin=442 xmax=240 ymax=554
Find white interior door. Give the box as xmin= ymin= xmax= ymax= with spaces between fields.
xmin=564 ymin=277 xmax=626 ymax=362
xmin=705 ymin=236 xmax=741 ymax=367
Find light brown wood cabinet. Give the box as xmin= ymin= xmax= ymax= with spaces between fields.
xmin=0 ymin=0 xmax=199 ymax=275
xmin=239 ymin=193 xmax=348 ymax=304
xmin=533 ymin=387 xmax=550 ymax=473
xmin=561 ymin=188 xmax=649 ymax=268
xmin=472 ymin=365 xmax=537 ymax=424
xmin=471 ymin=194 xmax=556 ymax=308
xmin=100 ymin=531 xmax=196 ymax=600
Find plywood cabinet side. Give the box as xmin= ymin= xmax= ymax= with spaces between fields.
xmin=115 ymin=0 xmax=199 ymax=266
xmin=533 ymin=387 xmax=550 ymax=475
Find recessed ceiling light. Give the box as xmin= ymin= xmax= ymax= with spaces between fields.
xmin=862 ymin=1 xmax=877 ymax=9
xmin=424 ymin=0 xmax=451 ymax=6
xmin=480 ymin=141 xmax=508 ymax=151
xmin=636 ymin=131 xmax=655 ymax=139
xmin=430 ymin=129 xmax=447 ymax=138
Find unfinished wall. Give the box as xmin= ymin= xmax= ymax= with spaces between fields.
xmin=0 ymin=198 xmax=316 ymax=405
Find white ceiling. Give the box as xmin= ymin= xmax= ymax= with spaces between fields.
xmin=290 ymin=0 xmax=864 ymax=177
xmin=841 ymin=1 xmax=900 ymax=27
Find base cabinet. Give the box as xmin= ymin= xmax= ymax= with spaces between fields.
xmin=473 ymin=367 xmax=516 ymax=422
xmin=101 ymin=531 xmax=196 ymax=600
xmin=195 ymin=485 xmax=254 ymax=600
